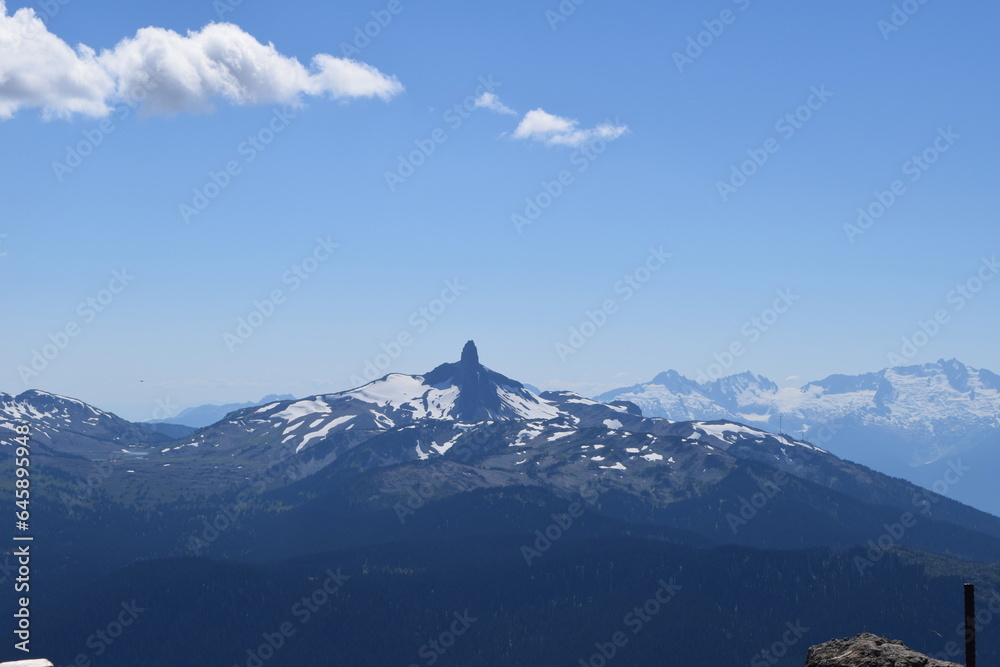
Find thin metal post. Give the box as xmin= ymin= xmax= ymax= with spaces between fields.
xmin=965 ymin=583 xmax=976 ymax=667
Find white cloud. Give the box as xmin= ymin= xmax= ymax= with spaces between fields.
xmin=0 ymin=2 xmax=115 ymax=119
xmin=0 ymin=3 xmax=403 ymax=120
xmin=473 ymin=92 xmax=516 ymax=115
xmin=512 ymin=108 xmax=628 ymax=147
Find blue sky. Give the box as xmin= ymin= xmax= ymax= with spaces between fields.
xmin=1 ymin=0 xmax=997 ymax=420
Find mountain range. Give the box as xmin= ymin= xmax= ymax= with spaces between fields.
xmin=145 ymin=393 xmax=296 ymax=429
xmin=0 ymin=389 xmax=173 ymax=456
xmin=2 ymin=342 xmax=1000 ymax=666
xmin=597 ymin=359 xmax=1000 ymax=515
xmin=3 ymin=341 xmax=999 ymax=552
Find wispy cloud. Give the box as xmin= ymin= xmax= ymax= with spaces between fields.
xmin=473 ymin=92 xmax=516 ymax=115
xmin=512 ymin=108 xmax=628 ymax=147
xmin=0 ymin=2 xmax=403 ymax=120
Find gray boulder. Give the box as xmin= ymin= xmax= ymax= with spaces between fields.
xmin=805 ymin=633 xmax=962 ymax=667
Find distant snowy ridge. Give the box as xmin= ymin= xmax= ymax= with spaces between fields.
xmin=596 ymin=358 xmax=1000 ymax=514
xmin=596 ymin=359 xmax=1000 ymax=448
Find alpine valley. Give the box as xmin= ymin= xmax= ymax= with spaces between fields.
xmin=2 ymin=342 xmax=999 ymax=667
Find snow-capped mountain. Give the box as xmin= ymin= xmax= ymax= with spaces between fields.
xmin=0 ymin=389 xmax=169 ymax=456
xmin=599 ymin=370 xmax=779 ymax=423
xmin=598 ymin=360 xmax=1000 ymax=440
xmin=141 ymin=343 xmax=1000 ymax=553
xmin=15 ymin=348 xmax=1000 ymax=667
xmin=5 ymin=342 xmax=1000 ymax=560
xmin=161 ymin=341 xmax=559 ymax=460
xmin=597 ymin=359 xmax=1000 ymax=514
xmin=153 ymin=341 xmax=824 ymax=491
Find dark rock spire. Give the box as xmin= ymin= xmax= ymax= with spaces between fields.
xmin=461 ymin=340 xmax=479 ymax=367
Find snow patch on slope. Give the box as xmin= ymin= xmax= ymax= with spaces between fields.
xmin=295 ymin=415 xmax=355 ymax=452
xmin=274 ymin=399 xmax=332 ymax=421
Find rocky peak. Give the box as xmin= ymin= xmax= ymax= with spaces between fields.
xmin=421 ymin=341 xmax=552 ymax=422
xmin=460 ymin=340 xmax=479 ymax=366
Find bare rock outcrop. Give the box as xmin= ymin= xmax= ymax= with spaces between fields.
xmin=805 ymin=633 xmax=962 ymax=667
